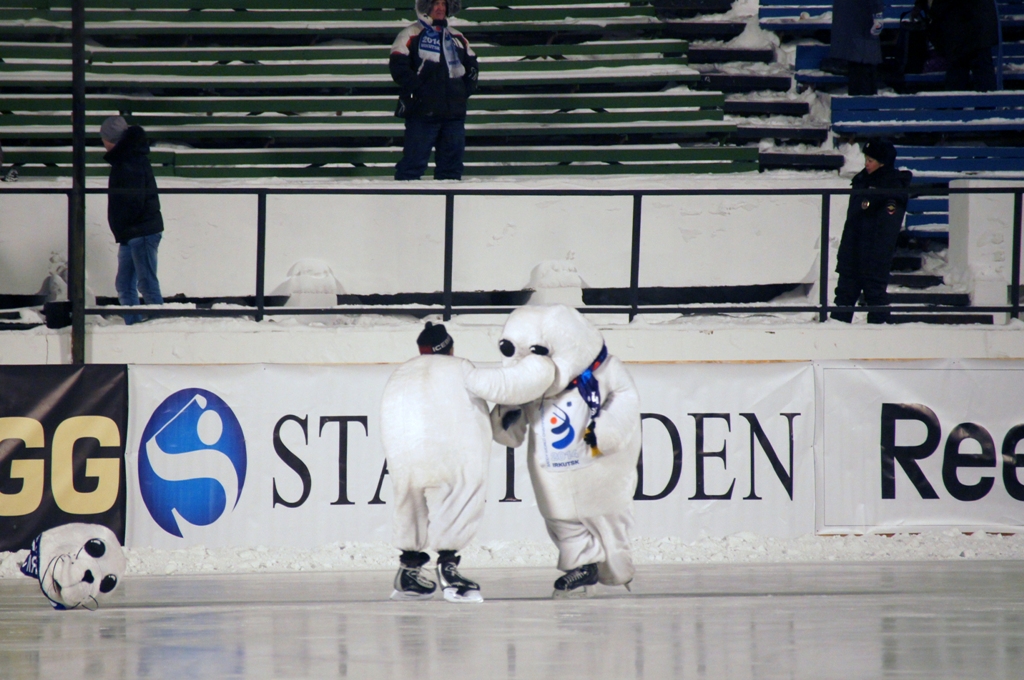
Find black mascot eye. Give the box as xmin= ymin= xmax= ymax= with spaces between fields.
xmin=100 ymin=575 xmax=118 ymax=594
xmin=85 ymin=539 xmax=106 ymax=558
xmin=530 ymin=345 xmax=549 ymax=356
xmin=499 ymin=339 xmax=515 ymax=357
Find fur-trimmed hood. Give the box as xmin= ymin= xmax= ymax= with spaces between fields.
xmin=416 ymin=0 xmax=461 ymax=18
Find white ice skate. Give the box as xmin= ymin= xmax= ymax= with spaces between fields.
xmin=437 ymin=553 xmax=484 ymax=604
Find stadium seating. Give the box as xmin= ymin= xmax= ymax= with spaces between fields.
xmin=830 ymin=92 xmax=1024 ymax=136
xmin=0 ymin=0 xmax=770 ymax=177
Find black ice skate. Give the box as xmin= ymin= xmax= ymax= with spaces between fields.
xmin=552 ymin=563 xmax=599 ymax=599
xmin=436 ymin=551 xmax=483 ymax=603
xmin=390 ymin=551 xmax=437 ymax=601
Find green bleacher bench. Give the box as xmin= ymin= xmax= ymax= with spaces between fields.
xmin=0 ymin=144 xmax=759 ymax=177
xmin=0 ymin=1 xmax=761 ymax=178
xmin=0 ymin=91 xmax=731 ymax=141
xmin=0 ymin=0 xmax=664 ymax=39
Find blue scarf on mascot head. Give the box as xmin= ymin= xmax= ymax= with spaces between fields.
xmin=417 ymin=18 xmax=465 ymax=78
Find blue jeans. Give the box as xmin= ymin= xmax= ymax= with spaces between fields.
xmin=116 ymin=233 xmax=163 ymax=325
xmin=395 ymin=117 xmax=465 ymax=180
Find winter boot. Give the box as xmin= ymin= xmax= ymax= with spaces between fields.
xmin=390 ymin=551 xmax=436 ymax=601
xmin=436 ymin=551 xmax=483 ymax=603
xmin=552 ymin=563 xmax=599 ymax=599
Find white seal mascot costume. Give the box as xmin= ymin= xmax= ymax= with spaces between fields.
xmin=380 ymin=321 xmax=556 ymax=603
xmin=489 ymin=304 xmax=642 ymax=597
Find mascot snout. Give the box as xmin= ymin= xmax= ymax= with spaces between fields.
xmin=464 ymin=353 xmax=555 ymax=406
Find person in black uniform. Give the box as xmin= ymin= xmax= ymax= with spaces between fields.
xmin=832 ymin=140 xmax=913 ymax=324
xmin=915 ymin=0 xmax=999 ymax=91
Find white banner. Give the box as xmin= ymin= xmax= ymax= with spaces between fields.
xmin=631 ymin=363 xmax=816 ymax=541
xmin=817 ymin=360 xmax=1024 ymax=533
xmin=125 ymin=362 xmax=817 ymax=548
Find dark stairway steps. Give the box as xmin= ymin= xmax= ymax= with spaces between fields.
xmin=759 ymin=152 xmax=844 ymax=171
xmin=652 ymin=0 xmax=735 ymax=19
xmin=695 ymin=73 xmax=793 ymax=92
xmin=661 ymin=21 xmax=748 ymax=40
xmin=0 ymin=294 xmax=45 ymax=310
xmin=731 ymin=126 xmax=829 ymax=143
xmin=889 ymin=273 xmax=944 ymax=289
xmin=888 ymin=291 xmax=971 ymax=306
xmin=687 ymin=47 xmax=774 ymax=64
xmin=891 ymin=254 xmax=924 ymax=272
xmin=724 ymin=99 xmax=810 ymax=116
xmin=0 ymin=321 xmax=44 ymax=331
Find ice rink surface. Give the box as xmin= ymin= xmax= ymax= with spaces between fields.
xmin=3 ymin=561 xmax=1024 ymax=680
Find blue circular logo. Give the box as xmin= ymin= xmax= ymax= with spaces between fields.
xmin=138 ymin=388 xmax=247 ymax=538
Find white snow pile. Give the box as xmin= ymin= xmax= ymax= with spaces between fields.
xmin=3 ymin=531 xmax=1024 ymax=577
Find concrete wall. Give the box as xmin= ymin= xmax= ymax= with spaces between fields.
xmin=0 ymin=175 xmax=844 ymax=297
xmin=948 ymin=179 xmax=1024 ymax=308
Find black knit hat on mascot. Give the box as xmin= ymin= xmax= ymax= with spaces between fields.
xmin=417 ymin=321 xmax=453 ymax=355
xmin=863 ymin=140 xmax=896 ymax=167
xmin=416 ymin=0 xmax=462 ymax=17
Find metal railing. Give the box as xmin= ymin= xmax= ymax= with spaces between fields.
xmin=3 ymin=183 xmax=1022 ymax=362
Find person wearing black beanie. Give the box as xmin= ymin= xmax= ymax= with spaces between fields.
xmin=832 ymin=140 xmax=913 ymax=324
xmin=416 ymin=321 xmax=453 ymax=355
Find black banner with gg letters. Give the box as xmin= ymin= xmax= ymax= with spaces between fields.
xmin=0 ymin=365 xmax=127 ymax=552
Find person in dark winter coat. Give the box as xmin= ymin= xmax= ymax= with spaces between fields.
xmin=101 ymin=116 xmax=164 ymax=325
xmin=914 ymin=0 xmax=999 ymax=91
xmin=828 ymin=0 xmax=885 ymax=95
xmin=832 ymin=140 xmax=913 ymax=324
xmin=390 ymin=0 xmax=479 ymax=180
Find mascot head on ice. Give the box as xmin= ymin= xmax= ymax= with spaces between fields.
xmin=21 ymin=523 xmax=126 ymax=610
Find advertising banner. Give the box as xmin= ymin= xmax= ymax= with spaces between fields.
xmin=818 ymin=360 xmax=1024 ymax=533
xmin=0 ymin=365 xmax=128 ymax=552
xmin=125 ymin=362 xmax=816 ymax=549
xmin=630 ymin=363 xmax=816 ymax=541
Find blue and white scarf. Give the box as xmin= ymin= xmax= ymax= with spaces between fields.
xmin=568 ymin=344 xmax=608 ymax=420
xmin=417 ymin=19 xmax=465 ymax=78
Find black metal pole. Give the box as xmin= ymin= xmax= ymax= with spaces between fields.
xmin=818 ymin=193 xmax=831 ymax=322
xmin=255 ymin=192 xmax=267 ymax=322
xmin=1011 ymin=190 xmax=1022 ymax=321
xmin=628 ymin=193 xmax=642 ymax=322
xmin=443 ymin=193 xmax=454 ymax=321
xmin=69 ymin=0 xmax=86 ymax=363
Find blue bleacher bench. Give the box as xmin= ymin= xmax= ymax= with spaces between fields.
xmin=831 ymin=92 xmax=1024 ymax=136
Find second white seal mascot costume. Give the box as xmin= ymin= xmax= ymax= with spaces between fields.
xmin=380 ymin=322 xmax=556 ymax=603
xmin=490 ymin=304 xmax=642 ymax=598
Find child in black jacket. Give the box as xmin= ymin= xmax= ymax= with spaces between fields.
xmin=832 ymin=140 xmax=913 ymax=324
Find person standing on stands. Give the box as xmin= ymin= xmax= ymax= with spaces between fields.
xmin=832 ymin=140 xmax=913 ymax=324
xmin=828 ymin=0 xmax=885 ymax=95
xmin=915 ymin=0 xmax=999 ymax=91
xmin=389 ymin=0 xmax=479 ymax=181
xmin=101 ymin=116 xmax=164 ymax=325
